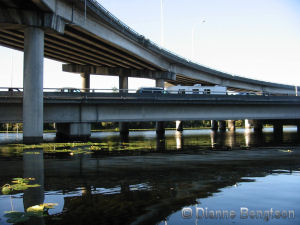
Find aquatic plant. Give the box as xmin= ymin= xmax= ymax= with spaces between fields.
xmin=1 ymin=178 xmax=40 ymax=195
xmin=4 ymin=203 xmax=58 ymax=223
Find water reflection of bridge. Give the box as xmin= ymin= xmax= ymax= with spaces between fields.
xmin=1 ymin=146 xmax=299 ymax=225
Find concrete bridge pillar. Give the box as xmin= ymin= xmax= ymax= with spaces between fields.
xmin=119 ymin=122 xmax=129 ymax=135
xmin=227 ymin=120 xmax=236 ymax=131
xmin=273 ymin=122 xmax=283 ymax=134
xmin=81 ymin=72 xmax=90 ymax=92
xmin=119 ymin=76 xmax=129 ymax=134
xmin=56 ymin=123 xmax=91 ymax=140
xmin=253 ymin=120 xmax=263 ymax=132
xmin=219 ymin=120 xmax=226 ymax=132
xmin=245 ymin=119 xmax=251 ymax=129
xmin=119 ymin=76 xmax=128 ymax=93
xmin=211 ymin=120 xmax=218 ymax=131
xmin=297 ymin=123 xmax=300 ymax=133
xmin=156 ymin=79 xmax=165 ymax=135
xmin=176 ymin=120 xmax=183 ymax=132
xmin=156 ymin=121 xmax=165 ymax=136
xmin=155 ymin=79 xmax=165 ymax=88
xmin=23 ymin=27 xmax=44 ymax=144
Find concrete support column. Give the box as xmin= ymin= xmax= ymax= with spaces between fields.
xmin=211 ymin=120 xmax=218 ymax=131
xmin=273 ymin=123 xmax=283 ymax=134
xmin=23 ymin=27 xmax=44 ymax=144
xmin=245 ymin=119 xmax=251 ymax=129
xmin=156 ymin=79 xmax=165 ymax=88
xmin=119 ymin=122 xmax=129 ymax=135
xmin=119 ymin=76 xmax=129 ymax=134
xmin=156 ymin=121 xmax=165 ymax=136
xmin=227 ymin=120 xmax=236 ymax=131
xmin=219 ymin=120 xmax=226 ymax=132
xmin=176 ymin=120 xmax=183 ymax=132
xmin=156 ymin=79 xmax=165 ymax=136
xmin=56 ymin=123 xmax=91 ymax=140
xmin=297 ymin=124 xmax=300 ymax=133
xmin=253 ymin=120 xmax=263 ymax=132
xmin=119 ymin=76 xmax=128 ymax=93
xmin=81 ymin=72 xmax=90 ymax=92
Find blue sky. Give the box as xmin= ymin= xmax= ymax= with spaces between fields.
xmin=0 ymin=0 xmax=299 ymax=89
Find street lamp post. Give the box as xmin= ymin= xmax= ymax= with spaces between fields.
xmin=192 ymin=19 xmax=206 ymax=61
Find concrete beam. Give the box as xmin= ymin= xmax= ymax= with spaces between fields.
xmin=0 ymin=9 xmax=65 ymax=33
xmin=62 ymin=64 xmax=176 ymax=80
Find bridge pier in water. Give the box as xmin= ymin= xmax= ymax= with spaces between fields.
xmin=176 ymin=120 xmax=183 ymax=132
xmin=253 ymin=120 xmax=263 ymax=133
xmin=119 ymin=76 xmax=129 ymax=135
xmin=228 ymin=120 xmax=236 ymax=131
xmin=245 ymin=119 xmax=251 ymax=129
xmin=219 ymin=120 xmax=227 ymax=132
xmin=23 ymin=27 xmax=44 ymax=144
xmin=273 ymin=122 xmax=283 ymax=134
xmin=56 ymin=123 xmax=91 ymax=140
xmin=211 ymin=120 xmax=218 ymax=131
xmin=156 ymin=79 xmax=166 ymax=135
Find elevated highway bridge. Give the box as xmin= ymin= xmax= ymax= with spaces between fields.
xmin=0 ymin=0 xmax=299 ymax=142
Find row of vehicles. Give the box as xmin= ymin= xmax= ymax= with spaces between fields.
xmin=136 ymin=84 xmax=228 ymax=95
xmin=55 ymin=84 xmax=258 ymax=95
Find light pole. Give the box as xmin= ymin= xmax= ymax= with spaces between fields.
xmin=192 ymin=19 xmax=206 ymax=61
xmin=161 ymin=0 xmax=164 ymax=47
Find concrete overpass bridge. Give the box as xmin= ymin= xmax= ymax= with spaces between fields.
xmin=0 ymin=0 xmax=299 ymax=142
xmin=1 ymin=90 xmax=300 ymax=139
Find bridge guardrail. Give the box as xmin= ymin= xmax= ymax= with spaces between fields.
xmin=0 ymin=87 xmax=298 ymax=97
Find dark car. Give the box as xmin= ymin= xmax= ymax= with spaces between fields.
xmin=136 ymin=87 xmax=167 ymax=94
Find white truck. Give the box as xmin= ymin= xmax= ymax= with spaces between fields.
xmin=166 ymin=84 xmax=227 ymax=95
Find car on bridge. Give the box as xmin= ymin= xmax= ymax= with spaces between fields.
xmin=136 ymin=87 xmax=168 ymax=94
xmin=58 ymin=87 xmax=81 ymax=93
xmin=166 ymin=84 xmax=227 ymax=95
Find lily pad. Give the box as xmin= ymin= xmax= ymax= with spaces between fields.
xmin=4 ymin=211 xmax=30 ymax=224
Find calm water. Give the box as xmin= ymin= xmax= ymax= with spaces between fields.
xmin=0 ymin=128 xmax=300 ymax=225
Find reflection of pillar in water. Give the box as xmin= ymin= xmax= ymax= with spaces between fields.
xmin=23 ymin=149 xmax=45 ymax=225
xmin=156 ymin=135 xmax=166 ymax=151
xmin=210 ymin=131 xmax=217 ymax=148
xmin=226 ymin=131 xmax=235 ymax=148
xmin=175 ymin=131 xmax=183 ymax=150
xmin=120 ymin=132 xmax=129 ymax=143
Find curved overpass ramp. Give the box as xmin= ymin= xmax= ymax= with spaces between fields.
xmin=0 ymin=0 xmax=296 ymax=94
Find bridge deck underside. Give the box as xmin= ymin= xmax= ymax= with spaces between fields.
xmin=0 ymin=26 xmax=249 ymax=92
